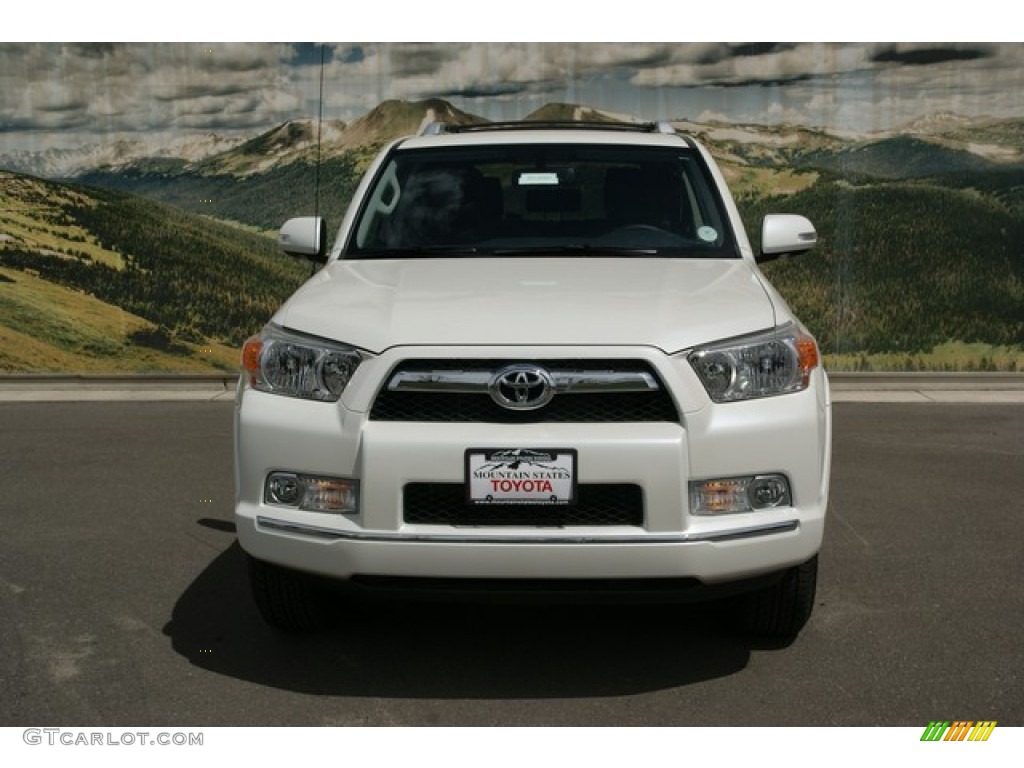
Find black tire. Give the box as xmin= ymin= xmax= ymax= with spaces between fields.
xmin=246 ymin=555 xmax=336 ymax=632
xmin=734 ymin=555 xmax=818 ymax=640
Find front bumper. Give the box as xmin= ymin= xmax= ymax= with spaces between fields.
xmin=234 ymin=347 xmax=831 ymax=587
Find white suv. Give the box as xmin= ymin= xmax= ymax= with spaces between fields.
xmin=235 ymin=120 xmax=831 ymax=639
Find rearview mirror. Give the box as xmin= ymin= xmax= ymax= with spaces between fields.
xmin=278 ymin=217 xmax=327 ymax=264
xmin=757 ymin=214 xmax=817 ymax=264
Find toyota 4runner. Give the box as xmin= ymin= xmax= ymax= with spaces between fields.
xmin=235 ymin=120 xmax=832 ymax=638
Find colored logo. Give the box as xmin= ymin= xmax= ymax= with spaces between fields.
xmin=920 ymin=721 xmax=997 ymax=742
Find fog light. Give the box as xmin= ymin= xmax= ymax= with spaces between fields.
xmin=749 ymin=475 xmax=790 ymax=508
xmin=690 ymin=474 xmax=791 ymax=515
xmin=266 ymin=473 xmax=301 ymax=505
xmin=264 ymin=472 xmax=359 ymax=514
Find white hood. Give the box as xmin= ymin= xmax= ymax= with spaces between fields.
xmin=275 ymin=257 xmax=778 ymax=354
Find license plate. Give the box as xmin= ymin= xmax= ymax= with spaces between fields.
xmin=466 ymin=448 xmax=577 ymax=505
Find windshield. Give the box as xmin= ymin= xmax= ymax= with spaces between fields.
xmin=346 ymin=143 xmax=738 ymax=258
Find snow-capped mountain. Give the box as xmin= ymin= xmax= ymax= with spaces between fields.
xmin=0 ymin=132 xmax=248 ymax=178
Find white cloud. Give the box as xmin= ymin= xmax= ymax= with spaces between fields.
xmin=1 ymin=41 xmax=1023 ymax=155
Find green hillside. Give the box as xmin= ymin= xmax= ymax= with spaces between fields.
xmin=0 ymin=172 xmax=309 ymax=372
xmin=797 ymin=136 xmax=1005 ymax=179
xmin=0 ymin=266 xmax=241 ymax=372
xmin=925 ymin=167 xmax=1024 ymax=215
xmin=748 ymin=178 xmax=1024 ymax=362
xmin=76 ymin=154 xmax=360 ymax=236
xmin=14 ymin=100 xmax=1024 ymax=373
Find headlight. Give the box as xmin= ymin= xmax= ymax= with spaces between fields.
xmin=688 ymin=323 xmax=819 ymax=403
xmin=241 ymin=325 xmax=362 ymax=402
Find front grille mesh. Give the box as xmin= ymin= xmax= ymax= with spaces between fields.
xmin=404 ymin=483 xmax=644 ymax=527
xmin=370 ymin=359 xmax=679 ymax=423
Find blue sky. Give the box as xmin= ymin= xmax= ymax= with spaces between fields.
xmin=1 ymin=39 xmax=1022 ymax=155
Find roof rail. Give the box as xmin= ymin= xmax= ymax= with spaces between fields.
xmin=419 ymin=120 xmax=677 ymax=136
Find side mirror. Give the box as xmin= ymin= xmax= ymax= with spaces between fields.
xmin=756 ymin=214 xmax=817 ymax=264
xmin=278 ymin=217 xmax=327 ymax=264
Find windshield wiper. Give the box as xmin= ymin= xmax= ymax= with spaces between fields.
xmin=353 ymin=246 xmax=482 ymax=259
xmin=493 ymin=245 xmax=658 ymax=257
xmin=354 ymin=245 xmax=662 ymax=259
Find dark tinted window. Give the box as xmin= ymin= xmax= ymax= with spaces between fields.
xmin=348 ymin=143 xmax=737 ymax=258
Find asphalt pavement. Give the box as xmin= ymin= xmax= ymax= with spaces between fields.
xmin=0 ymin=392 xmax=1021 ymax=726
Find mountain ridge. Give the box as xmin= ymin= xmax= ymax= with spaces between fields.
xmin=4 ymin=98 xmax=1024 ymax=181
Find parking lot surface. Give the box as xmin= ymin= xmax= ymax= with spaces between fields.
xmin=0 ymin=400 xmax=1021 ymax=726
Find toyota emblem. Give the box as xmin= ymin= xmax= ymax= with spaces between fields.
xmin=488 ymin=365 xmax=555 ymax=410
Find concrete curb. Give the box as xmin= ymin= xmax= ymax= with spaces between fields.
xmin=827 ymin=372 xmax=1024 ymax=403
xmin=1 ymin=372 xmax=1022 ymax=403
xmin=0 ymin=374 xmax=237 ymax=402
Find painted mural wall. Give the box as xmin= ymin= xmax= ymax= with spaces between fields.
xmin=0 ymin=42 xmax=1022 ymax=373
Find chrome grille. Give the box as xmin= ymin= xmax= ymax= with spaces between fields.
xmin=370 ymin=359 xmax=679 ymax=423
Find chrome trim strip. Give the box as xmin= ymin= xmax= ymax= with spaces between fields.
xmin=554 ymin=370 xmax=659 ymax=393
xmin=387 ymin=369 xmax=660 ymax=394
xmin=256 ymin=516 xmax=798 ymax=544
xmin=387 ymin=370 xmax=492 ymax=393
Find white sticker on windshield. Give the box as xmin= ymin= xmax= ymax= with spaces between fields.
xmin=697 ymin=226 xmax=718 ymax=242
xmin=518 ymin=172 xmax=560 ymax=186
